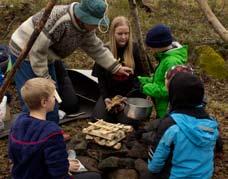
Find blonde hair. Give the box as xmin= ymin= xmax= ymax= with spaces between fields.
xmin=21 ymin=78 xmax=55 ymax=110
xmin=109 ymin=16 xmax=134 ymax=69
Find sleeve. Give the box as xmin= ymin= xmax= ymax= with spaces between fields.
xmin=80 ymin=32 xmax=121 ymax=74
xmin=29 ymin=15 xmax=66 ymax=79
xmin=29 ymin=31 xmax=53 ymax=78
xmin=148 ymin=125 xmax=177 ymax=173
xmin=142 ymin=81 xmax=168 ymax=98
xmin=44 ymin=133 xmax=70 ymax=178
xmin=150 ymin=117 xmax=176 ymax=150
xmin=142 ymin=59 xmax=175 ymax=98
xmin=93 ymin=63 xmax=109 ymax=99
xmin=137 ymin=75 xmax=153 ymax=86
xmin=8 ymin=131 xmax=13 ymax=161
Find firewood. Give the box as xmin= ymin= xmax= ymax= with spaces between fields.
xmin=83 ymin=129 xmax=115 ymax=140
xmin=93 ymin=120 xmax=133 ymax=132
xmin=106 ymin=95 xmax=127 ymax=112
xmin=85 ymin=135 xmax=94 ymax=140
xmin=113 ymin=143 xmax=121 ymax=150
xmin=83 ymin=120 xmax=133 ymax=149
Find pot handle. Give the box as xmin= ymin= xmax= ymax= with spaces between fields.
xmin=126 ymin=88 xmax=140 ymax=97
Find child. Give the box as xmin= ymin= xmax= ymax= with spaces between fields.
xmin=138 ymin=24 xmax=188 ymax=118
xmin=147 ymin=72 xmax=220 ymax=179
xmin=8 ymin=78 xmax=101 ymax=179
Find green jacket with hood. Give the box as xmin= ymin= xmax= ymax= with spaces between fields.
xmin=138 ymin=42 xmax=188 ymax=118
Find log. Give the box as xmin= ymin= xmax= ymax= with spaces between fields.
xmin=0 ymin=0 xmax=58 ymax=102
xmin=196 ymin=0 xmax=228 ymax=42
xmin=128 ymin=0 xmax=151 ymax=75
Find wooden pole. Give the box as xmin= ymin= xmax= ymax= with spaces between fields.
xmin=0 ymin=0 xmax=57 ymax=102
xmin=128 ymin=0 xmax=151 ymax=75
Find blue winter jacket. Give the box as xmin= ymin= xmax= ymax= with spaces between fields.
xmin=148 ymin=113 xmax=219 ymax=179
xmin=8 ymin=113 xmax=70 ymax=179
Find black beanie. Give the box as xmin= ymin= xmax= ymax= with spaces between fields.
xmin=146 ymin=24 xmax=173 ymax=48
xmin=169 ymin=72 xmax=204 ymax=110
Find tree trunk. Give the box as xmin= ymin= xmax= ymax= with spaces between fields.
xmin=128 ymin=0 xmax=151 ymax=75
xmin=196 ymin=0 xmax=228 ymax=42
xmin=0 ymin=0 xmax=57 ymax=102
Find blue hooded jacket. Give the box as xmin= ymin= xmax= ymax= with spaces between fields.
xmin=148 ymin=113 xmax=218 ymax=179
xmin=8 ymin=113 xmax=70 ymax=179
xmin=148 ymin=73 xmax=219 ymax=179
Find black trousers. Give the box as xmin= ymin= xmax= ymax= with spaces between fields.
xmin=54 ymin=60 xmax=79 ymax=114
xmin=73 ymin=172 xmax=101 ymax=179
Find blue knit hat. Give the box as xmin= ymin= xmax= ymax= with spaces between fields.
xmin=146 ymin=24 xmax=173 ymax=48
xmin=74 ymin=0 xmax=109 ymax=27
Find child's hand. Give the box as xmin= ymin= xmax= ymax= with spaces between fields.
xmin=68 ymin=159 xmax=80 ymax=173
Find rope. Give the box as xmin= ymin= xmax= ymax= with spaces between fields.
xmin=98 ymin=0 xmax=109 ymax=33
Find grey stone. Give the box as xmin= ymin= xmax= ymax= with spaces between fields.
xmin=106 ymin=169 xmax=138 ymax=179
xmin=98 ymin=157 xmax=135 ymax=169
xmin=77 ymin=156 xmax=100 ymax=172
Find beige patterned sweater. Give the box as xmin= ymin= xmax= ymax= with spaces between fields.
xmin=9 ymin=2 xmax=120 ymax=78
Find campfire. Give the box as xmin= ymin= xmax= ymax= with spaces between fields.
xmin=69 ymin=119 xmax=149 ymax=179
xmin=82 ymin=120 xmax=133 ymax=150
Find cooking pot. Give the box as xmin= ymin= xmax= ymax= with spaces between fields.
xmin=124 ymin=98 xmax=152 ymax=120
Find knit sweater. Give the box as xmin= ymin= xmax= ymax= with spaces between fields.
xmin=8 ymin=113 xmax=70 ymax=179
xmin=9 ymin=2 xmax=120 ymax=79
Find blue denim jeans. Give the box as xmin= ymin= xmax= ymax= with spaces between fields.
xmin=10 ymin=54 xmax=59 ymax=124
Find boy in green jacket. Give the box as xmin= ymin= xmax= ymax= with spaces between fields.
xmin=138 ymin=24 xmax=188 ymax=118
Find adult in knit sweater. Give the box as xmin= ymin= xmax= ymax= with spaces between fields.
xmin=9 ymin=0 xmax=133 ymax=124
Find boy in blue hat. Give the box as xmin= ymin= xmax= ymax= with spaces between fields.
xmin=9 ymin=0 xmax=133 ymax=124
xmin=138 ymin=24 xmax=188 ymax=118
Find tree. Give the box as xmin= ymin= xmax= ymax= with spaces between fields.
xmin=196 ymin=0 xmax=228 ymax=42
xmin=128 ymin=0 xmax=152 ymax=75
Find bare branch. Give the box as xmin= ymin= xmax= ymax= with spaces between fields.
xmin=128 ymin=0 xmax=151 ymax=75
xmin=196 ymin=0 xmax=228 ymax=42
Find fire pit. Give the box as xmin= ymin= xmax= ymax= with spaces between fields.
xmin=68 ymin=119 xmax=149 ymax=179
xmin=82 ymin=120 xmax=133 ymax=150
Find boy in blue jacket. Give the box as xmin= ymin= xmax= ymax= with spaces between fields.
xmin=147 ymin=72 xmax=220 ymax=179
xmin=8 ymin=78 xmax=101 ymax=179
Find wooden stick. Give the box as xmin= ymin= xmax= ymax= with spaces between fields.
xmin=128 ymin=0 xmax=151 ymax=75
xmin=0 ymin=0 xmax=58 ymax=102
